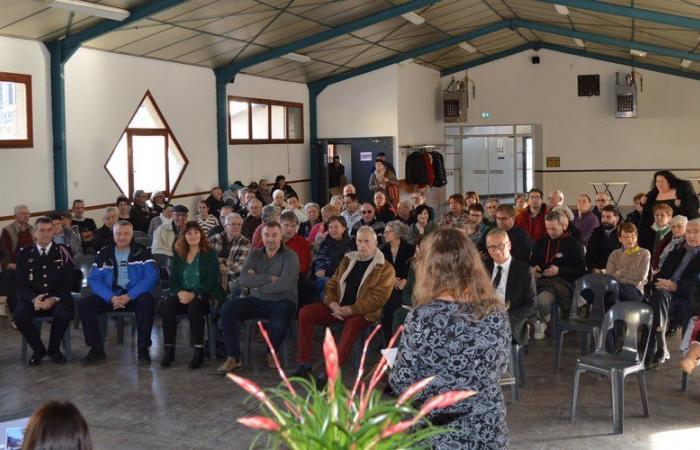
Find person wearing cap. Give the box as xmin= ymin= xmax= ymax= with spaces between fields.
xmin=205 ymin=186 xmax=224 ymax=218
xmin=129 ymin=190 xmax=152 ymax=233
xmin=152 ymin=205 xmax=189 ymax=257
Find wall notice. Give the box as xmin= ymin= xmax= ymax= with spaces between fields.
xmin=360 ymin=152 xmax=373 ymax=162
xmin=546 ymin=157 xmax=561 ymax=168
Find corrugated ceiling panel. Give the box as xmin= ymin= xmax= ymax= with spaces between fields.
xmin=115 ymin=26 xmax=200 ymax=55
xmin=637 ymin=0 xmax=700 ymax=21
xmin=145 ymin=33 xmax=230 ymax=59
xmin=86 ymin=20 xmax=173 ymax=51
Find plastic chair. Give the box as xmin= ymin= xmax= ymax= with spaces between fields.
xmin=133 ymin=231 xmax=151 ymax=248
xmin=175 ymin=313 xmax=217 ymax=359
xmin=570 ymin=302 xmax=653 ymax=434
xmin=99 ymin=311 xmax=137 ymax=346
xmin=555 ymin=274 xmax=619 ymax=369
xmin=72 ymin=254 xmax=95 ymax=329
xmin=500 ymin=344 xmax=527 ymax=402
xmin=20 ymin=317 xmax=72 ymax=363
xmin=243 ymin=319 xmax=294 ymax=367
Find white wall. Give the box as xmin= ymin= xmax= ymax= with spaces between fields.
xmin=0 ymin=36 xmax=53 ymax=214
xmin=227 ymin=73 xmax=310 ymax=202
xmin=442 ymin=49 xmax=700 ymax=205
xmin=66 ymin=47 xmax=218 ymax=215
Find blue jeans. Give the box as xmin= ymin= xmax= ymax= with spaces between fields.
xmin=220 ymin=296 xmax=295 ymax=359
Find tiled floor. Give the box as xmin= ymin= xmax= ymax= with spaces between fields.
xmin=0 ymin=318 xmax=698 ymax=449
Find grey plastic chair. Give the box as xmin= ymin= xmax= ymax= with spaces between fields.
xmin=499 ymin=343 xmax=527 ymax=402
xmin=99 ymin=311 xmax=137 ymax=346
xmin=175 ymin=313 xmax=218 ymax=359
xmin=556 ymin=274 xmax=619 ymax=369
xmin=570 ymin=302 xmax=653 ymax=434
xmin=243 ymin=319 xmax=293 ymax=367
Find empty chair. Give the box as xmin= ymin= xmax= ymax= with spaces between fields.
xmin=555 ymin=274 xmax=619 ymax=369
xmin=570 ymin=302 xmax=653 ymax=434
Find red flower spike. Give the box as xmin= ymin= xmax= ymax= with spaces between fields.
xmin=238 ymin=416 xmax=281 ymax=432
xmin=227 ymin=373 xmax=283 ymax=423
xmin=256 ymin=321 xmax=298 ymax=398
xmin=417 ymin=390 xmax=476 ymax=419
xmin=380 ymin=419 xmax=415 ymax=439
xmin=349 ymin=324 xmax=382 ymax=404
xmin=323 ymin=327 xmax=340 ymax=396
xmin=396 ymin=376 xmax=435 ymax=406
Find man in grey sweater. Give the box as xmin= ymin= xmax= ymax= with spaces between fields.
xmin=218 ymin=221 xmax=299 ymax=373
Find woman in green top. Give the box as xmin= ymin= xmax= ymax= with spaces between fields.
xmin=160 ymin=221 xmax=223 ymax=369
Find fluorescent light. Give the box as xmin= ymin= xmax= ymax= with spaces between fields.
xmin=401 ymin=12 xmax=425 ymax=25
xmin=282 ymin=52 xmax=311 ymax=63
xmin=458 ymin=42 xmax=477 ymax=53
xmin=398 ymin=58 xmax=414 ymax=66
xmin=44 ymin=0 xmax=130 ymax=21
xmin=554 ymin=4 xmax=570 ymax=15
xmin=573 ymin=38 xmax=585 ymax=48
xmin=630 ymin=49 xmax=647 ymax=57
xmin=681 ymin=59 xmax=692 ymax=68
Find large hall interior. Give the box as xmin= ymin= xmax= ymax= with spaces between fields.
xmin=1 ymin=1 xmax=700 ymax=449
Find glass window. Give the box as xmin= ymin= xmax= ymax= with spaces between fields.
xmin=251 ymin=103 xmax=269 ymax=140
xmin=0 ymin=72 xmax=32 ymax=148
xmin=229 ymin=100 xmax=249 ymax=140
xmin=445 ymin=126 xmax=460 ymax=136
xmin=516 ymin=125 xmax=532 ymax=134
xmin=287 ymin=106 xmax=302 ymax=141
xmin=271 ymin=105 xmax=285 ymax=139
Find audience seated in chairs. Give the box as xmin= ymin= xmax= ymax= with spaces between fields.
xmin=485 ymin=228 xmax=537 ymax=346
xmin=205 ymin=205 xmax=233 ymax=238
xmin=160 ymin=221 xmax=224 ymax=369
xmin=209 ymin=213 xmax=250 ymax=297
xmin=351 ymin=203 xmax=386 ymax=244
xmin=298 ymin=202 xmax=321 ymax=239
xmin=658 ymin=215 xmax=688 ymax=271
xmin=311 ymin=215 xmax=353 ymax=298
xmin=647 ymin=219 xmax=700 ymax=368
xmin=531 ymin=211 xmax=587 ymax=340
xmin=639 ymin=203 xmax=673 ymax=271
xmin=625 ymin=192 xmax=645 ymax=227
xmin=389 ymin=228 xmax=510 ymax=449
xmin=194 ymin=200 xmax=220 ymax=237
xmin=380 ymin=221 xmax=415 ymax=344
xmin=547 ymin=190 xmax=565 ymax=210
xmin=116 ymin=195 xmax=131 ymax=221
xmin=307 ymin=204 xmax=339 ymax=250
xmin=270 ymin=189 xmax=287 ymax=210
xmin=79 ymin=220 xmax=157 ymax=366
xmin=437 ymin=194 xmax=469 ymax=229
xmin=71 ymin=199 xmax=97 ymax=253
xmin=92 ymin=207 xmax=118 ymax=253
xmin=573 ymin=194 xmax=600 ymax=247
xmin=551 ymin=205 xmax=581 ymax=243
xmin=515 ymin=188 xmax=547 ymax=242
xmin=150 ymin=191 xmax=168 ymax=217
xmin=241 ymin=199 xmax=263 ymax=241
xmin=395 ymin=200 xmax=415 ymax=226
xmin=479 ymin=204 xmax=532 ymax=264
xmin=586 ymin=205 xmax=622 ymax=273
xmin=592 ymin=191 xmax=611 ymax=222
xmin=1 ymin=204 xmax=34 ymax=315
xmin=341 ymin=193 xmax=362 ymax=231
xmin=292 ymin=226 xmax=394 ymax=380
xmin=147 ymin=203 xmax=174 ymax=238
xmin=13 ymin=216 xmax=76 ymax=366
xmin=251 ymin=204 xmax=280 ymax=249
xmin=280 ymin=211 xmax=313 ymax=308
xmin=605 ymin=222 xmax=650 ymax=303
xmin=282 ymin=193 xmax=308 ymax=225
xmin=205 ymin=186 xmax=224 ymax=219
xmin=410 ymin=189 xmax=434 ymax=222
xmin=218 ymin=221 xmax=299 ymax=373
xmin=151 ymin=205 xmax=189 ymax=257
xmin=484 ymin=198 xmax=500 ymax=227
xmin=49 ymin=212 xmax=83 ymax=258
xmin=373 ymin=191 xmax=396 ymax=224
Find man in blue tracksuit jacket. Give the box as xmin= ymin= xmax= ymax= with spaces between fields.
xmin=79 ymin=220 xmax=158 ymax=365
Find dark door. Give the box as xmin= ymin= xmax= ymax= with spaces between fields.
xmin=349 ymin=137 xmax=393 ymax=203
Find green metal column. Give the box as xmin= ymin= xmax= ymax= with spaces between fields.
xmin=308 ymin=84 xmax=325 ymax=203
xmin=215 ymin=70 xmax=232 ymax=189
xmin=47 ymin=42 xmax=68 ymax=211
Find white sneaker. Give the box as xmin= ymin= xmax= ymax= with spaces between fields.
xmin=534 ymin=320 xmax=547 ymax=340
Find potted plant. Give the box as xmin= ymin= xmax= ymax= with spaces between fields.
xmin=229 ymin=322 xmax=475 ymax=449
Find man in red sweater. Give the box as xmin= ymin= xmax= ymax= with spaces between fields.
xmin=515 ymin=188 xmax=547 ymax=242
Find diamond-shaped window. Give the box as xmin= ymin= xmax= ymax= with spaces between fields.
xmin=105 ymin=91 xmax=188 ymax=198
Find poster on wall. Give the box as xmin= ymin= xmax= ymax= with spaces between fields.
xmin=360 ymin=152 xmax=373 ymax=162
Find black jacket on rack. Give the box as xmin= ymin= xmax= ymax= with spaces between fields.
xmin=405 ymin=151 xmax=430 ymax=185
xmin=431 ymin=151 xmax=447 ymax=187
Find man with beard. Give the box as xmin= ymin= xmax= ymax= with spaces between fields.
xmin=585 ymin=205 xmax=622 ymax=272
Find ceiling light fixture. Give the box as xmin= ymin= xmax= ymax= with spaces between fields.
xmin=282 ymin=52 xmax=311 ymax=63
xmin=554 ymin=4 xmax=570 ymax=15
xmin=573 ymin=38 xmax=585 ymax=48
xmin=681 ymin=59 xmax=692 ymax=68
xmin=43 ymin=0 xmax=130 ymax=21
xmin=630 ymin=49 xmax=647 ymax=57
xmin=401 ymin=12 xmax=426 ymax=25
xmin=458 ymin=42 xmax=477 ymax=53
xmin=398 ymin=58 xmax=414 ymax=66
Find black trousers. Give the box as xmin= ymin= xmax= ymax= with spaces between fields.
xmin=0 ymin=270 xmax=18 ymax=313
xmin=160 ymin=295 xmax=209 ymax=346
xmin=13 ymin=297 xmax=74 ymax=354
xmin=79 ymin=293 xmax=155 ymax=350
xmin=381 ymin=289 xmax=403 ymax=346
xmin=648 ymin=289 xmax=672 ymax=358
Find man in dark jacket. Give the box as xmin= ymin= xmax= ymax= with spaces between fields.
xmin=205 ymin=186 xmax=224 ymax=218
xmin=486 ymin=229 xmax=536 ymax=345
xmin=79 ymin=220 xmax=158 ymax=366
xmin=129 ymin=190 xmax=152 ymax=233
xmin=531 ymin=211 xmax=587 ymax=339
xmin=328 ymin=156 xmax=345 ymax=189
xmin=479 ymin=204 xmax=531 ymax=264
xmin=13 ymin=217 xmax=75 ymax=366
xmin=586 ymin=205 xmax=622 ymax=272
xmin=647 ymin=219 xmax=700 ymax=367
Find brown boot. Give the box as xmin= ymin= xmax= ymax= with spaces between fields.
xmin=679 ymin=342 xmax=700 ymax=374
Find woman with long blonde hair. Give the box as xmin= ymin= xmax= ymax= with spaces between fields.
xmin=389 ymin=228 xmax=510 ymax=449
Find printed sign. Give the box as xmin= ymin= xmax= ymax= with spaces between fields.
xmin=360 ymin=152 xmax=373 ymax=162
xmin=546 ymin=157 xmax=561 ymax=168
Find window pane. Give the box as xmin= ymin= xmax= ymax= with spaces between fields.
xmin=129 ymin=96 xmax=165 ymax=128
xmin=445 ymin=126 xmax=460 ymax=136
xmin=168 ymin=135 xmax=186 ymax=192
xmin=132 ymin=134 xmax=167 ymax=194
xmin=0 ymin=81 xmax=28 ymax=140
xmin=106 ymin=134 xmax=129 ymax=195
xmin=516 ymin=125 xmax=532 ymax=134
xmin=251 ymin=103 xmax=269 ymax=140
xmin=287 ymin=106 xmax=302 ymax=140
xmin=271 ymin=105 xmax=285 ymax=139
xmin=229 ymin=100 xmax=249 ymax=139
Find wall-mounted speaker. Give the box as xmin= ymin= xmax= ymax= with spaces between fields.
xmin=531 ymin=56 xmax=540 ymax=64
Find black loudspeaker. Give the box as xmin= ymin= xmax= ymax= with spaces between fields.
xmin=531 ymin=56 xmax=540 ymax=64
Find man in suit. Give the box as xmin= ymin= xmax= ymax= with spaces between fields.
xmin=13 ymin=216 xmax=76 ymax=366
xmin=485 ymin=229 xmax=537 ymax=345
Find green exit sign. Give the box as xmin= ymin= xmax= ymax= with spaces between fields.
xmin=480 ymin=112 xmax=491 ymax=119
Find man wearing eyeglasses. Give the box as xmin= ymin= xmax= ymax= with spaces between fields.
xmin=485 ymin=229 xmax=536 ymax=345
xmin=350 ymin=204 xmax=386 ymax=245
xmin=515 ymin=188 xmax=548 ymax=242
xmin=479 ymin=204 xmax=532 ymax=264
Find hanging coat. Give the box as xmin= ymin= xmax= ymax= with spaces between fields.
xmin=405 ymin=151 xmax=430 ymax=185
xmin=421 ymin=151 xmax=435 ymax=186
xmin=431 ymin=151 xmax=447 ymax=187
